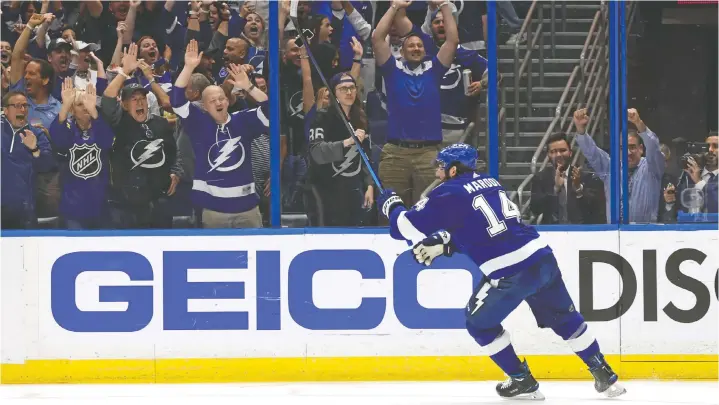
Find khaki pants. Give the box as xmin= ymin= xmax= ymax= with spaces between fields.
xmin=201 ymin=206 xmax=263 ymax=228
xmin=441 ymin=127 xmax=466 ymax=148
xmin=378 ymin=143 xmax=440 ymax=210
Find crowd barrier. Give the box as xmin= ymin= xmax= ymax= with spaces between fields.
xmin=1 ymin=225 xmax=717 ymax=383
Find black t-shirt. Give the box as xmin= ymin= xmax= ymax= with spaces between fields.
xmin=101 ymin=97 xmax=177 ymax=205
xmin=280 ymin=61 xmax=307 ymax=155
xmin=307 ymin=109 xmax=370 ymax=189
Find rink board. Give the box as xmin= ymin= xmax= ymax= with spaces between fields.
xmin=1 ymin=229 xmax=717 ymax=383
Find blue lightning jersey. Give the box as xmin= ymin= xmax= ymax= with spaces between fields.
xmin=380 ymin=55 xmax=449 ymax=142
xmin=172 ymin=86 xmax=269 ymax=214
xmin=437 ymin=47 xmax=486 ymax=127
xmin=389 ymin=172 xmax=552 ymax=279
xmin=411 ymin=25 xmax=487 ymax=127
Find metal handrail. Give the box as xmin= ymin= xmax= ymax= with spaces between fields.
xmin=513 ymin=0 xmax=543 ymax=143
xmin=509 ymin=65 xmax=579 ymax=208
xmin=510 ymin=3 xmax=610 ymax=212
xmin=626 ymin=1 xmax=638 ymax=37
xmin=533 ymin=66 xmax=579 ymax=174
xmin=516 ymin=60 xmax=608 ymax=214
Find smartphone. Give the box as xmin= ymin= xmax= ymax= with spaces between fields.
xmin=294 ymin=29 xmax=314 ymax=47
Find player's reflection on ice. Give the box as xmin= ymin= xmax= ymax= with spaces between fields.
xmin=1 ymin=381 xmax=717 ymax=405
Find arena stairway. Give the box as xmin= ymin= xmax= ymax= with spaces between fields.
xmin=476 ymin=2 xmax=604 ymax=202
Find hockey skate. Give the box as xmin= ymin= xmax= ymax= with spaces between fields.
xmin=588 ymin=355 xmax=627 ymax=398
xmin=496 ymin=360 xmax=545 ymax=400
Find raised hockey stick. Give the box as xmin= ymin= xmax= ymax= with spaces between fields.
xmin=289 ymin=0 xmax=385 ymax=194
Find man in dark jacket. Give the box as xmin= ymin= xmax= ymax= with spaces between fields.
xmin=1 ymin=91 xmax=55 ymax=229
xmin=100 ymin=43 xmax=183 ymax=229
xmin=530 ymin=133 xmax=605 ymax=224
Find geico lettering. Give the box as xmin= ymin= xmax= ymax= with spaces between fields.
xmin=393 ymin=251 xmax=480 ymax=329
xmin=50 ymin=249 xmax=477 ymax=333
xmin=51 ymin=250 xmax=282 ymax=333
xmin=51 ymin=251 xmax=154 ymax=332
xmin=578 ymin=249 xmax=717 ymax=323
xmin=288 ymin=250 xmax=385 ymax=330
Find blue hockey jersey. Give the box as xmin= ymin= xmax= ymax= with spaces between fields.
xmin=171 ymin=86 xmax=269 ymax=214
xmin=412 ymin=25 xmax=487 ymax=127
xmin=49 ymin=115 xmax=115 ymax=220
xmin=389 ymin=172 xmax=552 ymax=279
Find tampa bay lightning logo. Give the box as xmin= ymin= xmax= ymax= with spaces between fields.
xmin=332 ymin=145 xmax=361 ymax=177
xmin=288 ymin=90 xmax=304 ymax=120
xmin=130 ymin=139 xmax=166 ymax=169
xmin=249 ymin=53 xmax=265 ymax=75
xmin=208 ymin=136 xmax=245 ymax=172
xmin=441 ymin=63 xmax=462 ymax=90
xmin=69 ymin=143 xmax=102 ymax=179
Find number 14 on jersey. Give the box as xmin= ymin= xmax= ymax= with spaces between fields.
xmin=473 ymin=191 xmax=521 ymax=237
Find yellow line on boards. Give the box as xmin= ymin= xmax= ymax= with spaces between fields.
xmin=2 ymin=355 xmax=717 ymax=384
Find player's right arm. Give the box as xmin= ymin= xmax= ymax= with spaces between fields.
xmin=382 ymin=188 xmax=458 ymax=245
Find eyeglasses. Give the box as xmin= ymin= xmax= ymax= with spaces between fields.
xmin=7 ymin=103 xmax=29 ymax=110
xmin=336 ymin=86 xmax=356 ymax=94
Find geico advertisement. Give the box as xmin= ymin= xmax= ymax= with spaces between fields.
xmin=3 ymin=231 xmax=718 ymax=360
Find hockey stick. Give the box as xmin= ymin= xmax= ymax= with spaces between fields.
xmin=289 ymin=0 xmax=385 ymax=194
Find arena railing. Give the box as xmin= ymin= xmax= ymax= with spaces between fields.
xmin=512 ymin=0 xmax=545 ymax=143
xmin=511 ymin=2 xmax=610 ymax=221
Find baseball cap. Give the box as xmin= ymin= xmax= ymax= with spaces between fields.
xmin=73 ymin=41 xmax=101 ymax=53
xmin=120 ymin=83 xmax=150 ymax=101
xmin=47 ymin=38 xmax=73 ymax=53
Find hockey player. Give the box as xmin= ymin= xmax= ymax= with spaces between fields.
xmin=378 ymin=143 xmax=627 ymax=400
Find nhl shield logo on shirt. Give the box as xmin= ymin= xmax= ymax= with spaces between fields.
xmin=69 ymin=143 xmax=102 ymax=180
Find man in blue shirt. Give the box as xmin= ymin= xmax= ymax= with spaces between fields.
xmin=378 ymin=143 xmax=627 ymax=400
xmin=372 ymin=0 xmax=458 ymax=209
xmin=8 ymin=45 xmax=63 ymax=219
xmin=395 ymin=2 xmax=488 ymax=146
xmin=172 ymin=40 xmax=269 ymax=228
xmin=1 ymin=91 xmax=55 ymax=229
xmin=574 ymin=108 xmax=664 ymax=223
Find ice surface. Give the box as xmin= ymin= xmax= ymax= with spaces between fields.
xmin=1 ymin=381 xmax=717 ymax=405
